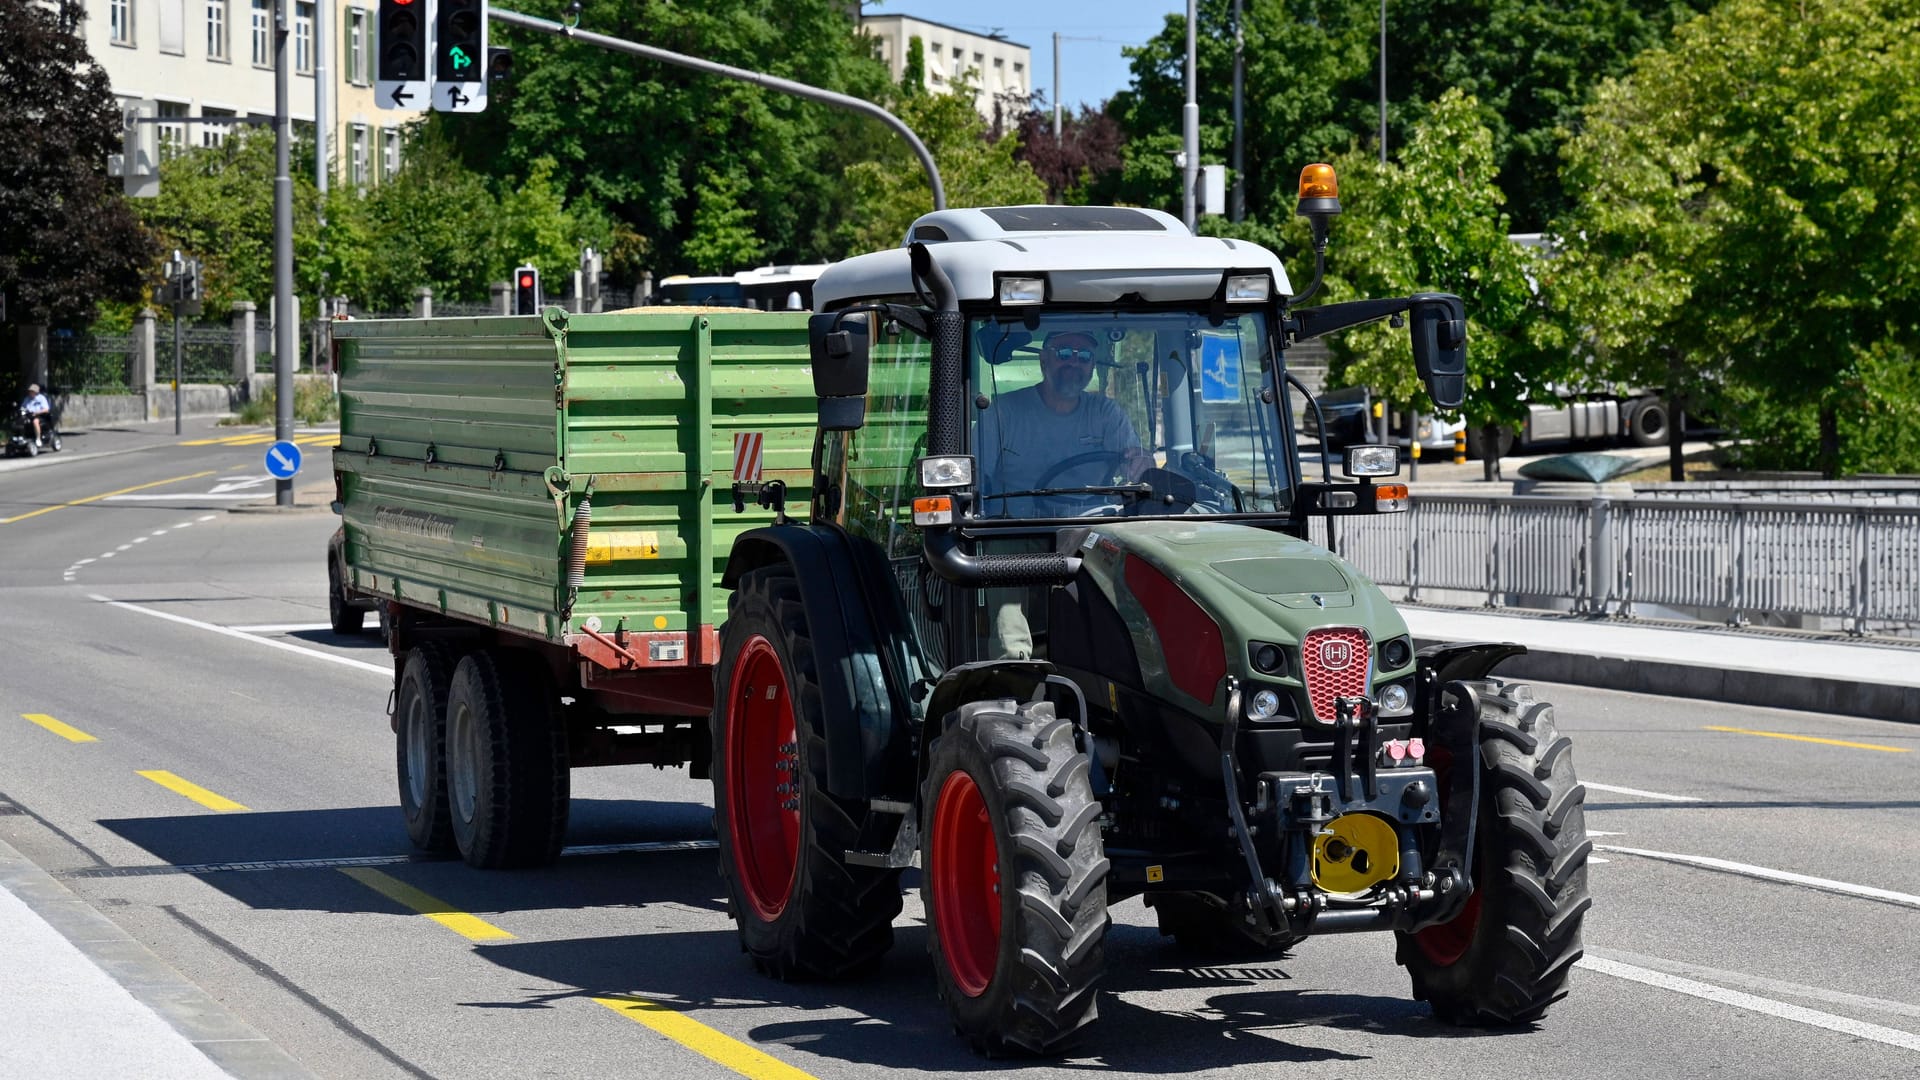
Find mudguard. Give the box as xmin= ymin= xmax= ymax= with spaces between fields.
xmin=723 ymin=526 xmax=915 ymax=801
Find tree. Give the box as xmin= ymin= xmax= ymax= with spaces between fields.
xmin=0 ymin=0 xmax=157 ymax=341
xmin=1554 ymin=0 xmax=1920 ymax=477
xmin=432 ymin=0 xmax=894 ymax=275
xmin=1014 ymin=105 xmax=1124 ymax=204
xmin=837 ymin=87 xmax=1048 ymax=256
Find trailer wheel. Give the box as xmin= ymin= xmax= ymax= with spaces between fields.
xmin=445 ymin=649 xmax=570 ymax=869
xmin=1628 ymin=401 xmax=1668 ymax=447
xmin=1147 ymin=892 xmax=1291 ymax=958
xmin=1395 ymin=680 xmax=1591 ymax=1024
xmin=328 ymin=558 xmax=366 ymax=635
xmin=1464 ymin=425 xmax=1515 ymax=461
xmin=395 ymin=642 xmax=459 ymax=854
xmin=923 ymin=698 xmax=1109 ymax=1056
xmin=712 ymin=565 xmax=902 ymax=978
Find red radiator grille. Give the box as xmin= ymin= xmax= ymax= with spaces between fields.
xmin=1301 ymin=626 xmax=1372 ymax=723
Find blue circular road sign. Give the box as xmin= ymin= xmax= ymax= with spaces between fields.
xmin=265 ymin=440 xmax=303 ymax=479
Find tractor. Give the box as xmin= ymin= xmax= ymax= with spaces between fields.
xmin=711 ymin=166 xmax=1591 ymax=1054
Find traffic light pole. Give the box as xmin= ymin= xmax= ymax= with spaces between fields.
xmin=487 ymin=7 xmax=947 ymax=211
xmin=173 ymin=310 xmax=183 ymax=436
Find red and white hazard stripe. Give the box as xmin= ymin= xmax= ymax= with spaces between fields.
xmin=732 ymin=431 xmax=764 ymax=483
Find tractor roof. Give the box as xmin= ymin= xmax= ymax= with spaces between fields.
xmin=813 ymin=205 xmax=1294 ymax=310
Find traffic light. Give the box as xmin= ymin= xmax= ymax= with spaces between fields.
xmin=377 ymin=0 xmax=430 ymax=108
xmin=514 ymin=265 xmax=541 ymax=315
xmin=434 ymin=0 xmax=487 ymax=112
xmin=487 ymin=46 xmax=513 ymax=83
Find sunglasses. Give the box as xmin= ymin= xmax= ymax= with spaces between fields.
xmin=1045 ymin=347 xmax=1095 ymax=362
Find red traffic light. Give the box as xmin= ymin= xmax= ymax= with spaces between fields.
xmin=519 ymin=273 xmax=534 ymax=287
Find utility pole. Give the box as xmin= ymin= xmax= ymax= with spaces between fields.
xmin=274 ymin=0 xmax=295 ymax=507
xmin=1231 ymin=0 xmax=1244 ymax=222
xmin=1182 ymin=0 xmax=1198 ymax=231
xmin=315 ymin=0 xmax=329 ymax=196
xmin=1379 ymin=0 xmax=1388 ymax=163
xmin=1052 ymin=32 xmax=1062 ymax=139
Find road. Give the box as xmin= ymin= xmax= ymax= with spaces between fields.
xmin=2 ymin=433 xmax=1917 ymax=1080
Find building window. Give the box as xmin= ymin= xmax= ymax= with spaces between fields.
xmin=206 ymin=0 xmax=227 ymax=58
xmin=382 ymin=128 xmax=400 ymax=179
xmin=157 ymin=101 xmax=189 ymax=160
xmin=349 ymin=125 xmax=368 ymax=187
xmin=200 ymin=108 xmax=234 ymax=148
xmin=295 ymin=1 xmax=313 ymax=73
xmin=346 ymin=8 xmax=367 ymax=83
xmin=251 ymin=0 xmax=269 ymax=66
xmin=110 ymin=0 xmax=132 ymax=43
xmin=1014 ymin=62 xmax=1024 ymax=75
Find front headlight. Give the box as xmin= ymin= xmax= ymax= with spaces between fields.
xmin=1378 ymin=683 xmax=1411 ymax=715
xmin=1343 ymin=444 xmax=1400 ymax=477
xmin=1247 ymin=689 xmax=1284 ymax=720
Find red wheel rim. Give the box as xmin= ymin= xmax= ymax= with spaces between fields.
xmin=930 ymin=771 xmax=1001 ymax=997
xmin=1415 ymin=744 xmax=1481 ymax=966
xmin=725 ymin=636 xmax=801 ymax=922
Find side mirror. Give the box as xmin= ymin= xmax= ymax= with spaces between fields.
xmin=1407 ymin=293 xmax=1467 ymax=410
xmin=809 ymin=311 xmax=871 ymax=431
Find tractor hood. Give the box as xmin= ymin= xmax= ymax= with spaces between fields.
xmin=1075 ymin=520 xmax=1412 ymax=714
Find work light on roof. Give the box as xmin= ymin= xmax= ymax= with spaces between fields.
xmin=1224 ymin=274 xmax=1272 ymax=302
xmin=996 ymin=275 xmax=1046 ymax=306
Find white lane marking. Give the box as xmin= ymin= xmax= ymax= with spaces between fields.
xmin=1579 ymin=956 xmax=1920 ymax=1053
xmin=1596 ymin=845 xmax=1920 ymax=909
xmin=131 ymin=536 xmax=148 ymax=543
xmin=197 ymin=514 xmax=216 ymax=521
xmin=1587 ymin=830 xmax=1624 ymax=836
xmin=174 ymin=520 xmax=196 ymax=528
xmin=1588 ymin=857 xmax=1609 ymax=864
xmin=229 ymin=623 xmax=334 ymax=633
xmin=150 ymin=529 xmax=170 ymax=537
xmin=1594 ymin=948 xmax=1920 ymax=1022
xmin=116 ymin=544 xmax=132 ymax=551
xmin=76 ymin=558 xmax=96 ymax=565
xmin=88 ymin=595 xmax=391 ymax=676
xmin=1585 ymin=782 xmax=1701 ymax=803
xmin=99 ymin=552 xmax=115 ymax=559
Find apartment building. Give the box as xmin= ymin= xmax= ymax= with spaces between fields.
xmin=77 ymin=0 xmax=399 ymax=185
xmin=859 ymin=13 xmax=1030 ymax=127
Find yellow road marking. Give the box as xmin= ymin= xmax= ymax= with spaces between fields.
xmin=1 ymin=471 xmax=218 ymax=524
xmin=339 ymin=868 xmax=514 ymax=941
xmin=293 ymin=434 xmax=339 ymax=445
xmin=593 ymin=996 xmax=820 ymax=1080
xmin=137 ymin=770 xmax=249 ymax=810
xmin=22 ymin=713 xmax=97 ymax=743
xmin=1706 ymin=725 xmax=1910 ymax=754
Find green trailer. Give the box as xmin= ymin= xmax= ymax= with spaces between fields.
xmin=328 ymin=307 xmax=815 ymax=866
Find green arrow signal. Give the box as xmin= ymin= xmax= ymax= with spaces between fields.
xmin=449 ymin=45 xmax=471 ymax=69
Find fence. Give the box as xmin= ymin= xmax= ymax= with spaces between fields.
xmin=1313 ymin=493 xmax=1920 ymax=639
xmin=49 ymin=331 xmax=138 ymax=392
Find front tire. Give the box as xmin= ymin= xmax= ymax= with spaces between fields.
xmin=923 ymin=698 xmax=1109 ymax=1056
xmin=711 ymin=565 xmax=902 ymax=979
xmin=1396 ymin=680 xmax=1591 ymax=1024
xmin=1628 ymin=401 xmax=1668 ymax=447
xmin=445 ymin=649 xmax=570 ymax=868
xmin=395 ymin=643 xmax=459 ymax=854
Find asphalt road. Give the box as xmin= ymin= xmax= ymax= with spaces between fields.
xmin=2 ymin=433 xmax=1917 ymax=1080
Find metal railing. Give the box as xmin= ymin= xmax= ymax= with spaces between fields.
xmin=1315 ymin=493 xmax=1920 ymax=638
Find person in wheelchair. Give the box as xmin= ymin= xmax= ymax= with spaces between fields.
xmin=19 ymin=383 xmax=55 ymax=446
xmin=975 ymin=330 xmax=1150 ymax=519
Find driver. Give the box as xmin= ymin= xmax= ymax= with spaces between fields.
xmin=19 ymin=383 xmax=51 ymax=445
xmin=976 ymin=330 xmax=1149 ymax=517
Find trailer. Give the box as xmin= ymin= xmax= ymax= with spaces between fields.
xmin=329 ymin=306 xmax=814 ymax=866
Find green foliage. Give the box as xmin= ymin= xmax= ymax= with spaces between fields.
xmin=0 ymin=0 xmax=159 ymax=333
xmin=902 ymin=36 xmax=926 ymax=95
xmin=1554 ymin=0 xmax=1920 ymax=476
xmin=838 ymin=87 xmax=1048 ymax=255
xmin=430 ymin=0 xmax=894 ymax=274
xmin=224 ymin=378 xmax=338 ymax=425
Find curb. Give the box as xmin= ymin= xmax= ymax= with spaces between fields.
xmin=0 ymin=833 xmax=317 ymax=1080
xmin=1414 ymin=636 xmax=1920 ymax=723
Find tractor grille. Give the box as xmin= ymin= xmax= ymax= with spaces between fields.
xmin=1301 ymin=626 xmax=1372 ymax=723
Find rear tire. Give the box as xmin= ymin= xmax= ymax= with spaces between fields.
xmin=395 ymin=642 xmax=460 ymax=854
xmin=1465 ymin=425 xmax=1515 ymax=461
xmin=1147 ymin=892 xmax=1291 ymax=959
xmin=329 ymin=559 xmax=366 ymax=634
xmin=711 ymin=565 xmax=902 ymax=979
xmin=923 ymin=698 xmax=1109 ymax=1056
xmin=445 ymin=649 xmax=570 ymax=868
xmin=1395 ymin=680 xmax=1591 ymax=1024
xmin=1628 ymin=401 xmax=1668 ymax=447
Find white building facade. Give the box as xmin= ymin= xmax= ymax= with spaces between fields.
xmin=859 ymin=14 xmax=1030 ymax=129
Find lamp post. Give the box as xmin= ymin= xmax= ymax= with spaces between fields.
xmin=1379 ymin=0 xmax=1388 ymax=164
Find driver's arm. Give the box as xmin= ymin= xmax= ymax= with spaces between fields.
xmin=1100 ymin=401 xmax=1151 ymax=480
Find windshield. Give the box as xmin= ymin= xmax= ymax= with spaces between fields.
xmin=969 ymin=309 xmax=1292 ymax=520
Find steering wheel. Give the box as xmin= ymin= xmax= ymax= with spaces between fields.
xmin=1034 ymin=449 xmax=1131 ymax=490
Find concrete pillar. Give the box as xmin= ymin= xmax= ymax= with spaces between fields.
xmin=412 ymin=287 xmax=433 ymax=319
xmin=17 ymin=324 xmax=49 ymax=389
xmin=132 ymin=308 xmax=157 ymax=419
xmin=231 ymin=301 xmax=257 ymax=385
xmin=490 ymin=281 xmax=510 ymax=316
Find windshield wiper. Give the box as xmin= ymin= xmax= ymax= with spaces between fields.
xmin=982 ymin=483 xmax=1154 ymax=503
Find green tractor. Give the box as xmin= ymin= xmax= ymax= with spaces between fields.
xmin=712 ymin=167 xmax=1590 ymax=1054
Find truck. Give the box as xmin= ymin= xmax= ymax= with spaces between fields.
xmin=1305 ymin=382 xmax=1674 ymax=460
xmin=331 ymin=166 xmax=1589 ymax=1056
